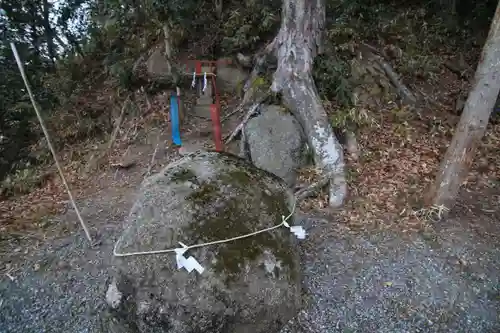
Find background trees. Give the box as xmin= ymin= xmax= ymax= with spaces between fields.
xmin=0 ymin=0 xmax=498 ymax=210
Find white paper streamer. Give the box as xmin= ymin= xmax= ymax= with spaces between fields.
xmin=202 ymin=72 xmax=207 ymax=93
xmin=191 ymin=72 xmax=196 ymax=88
xmin=283 ymin=220 xmax=307 ymax=239
xmin=174 ymin=242 xmax=204 ymax=274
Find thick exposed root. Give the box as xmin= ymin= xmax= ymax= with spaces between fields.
xmin=269 ymin=0 xmax=347 ymax=207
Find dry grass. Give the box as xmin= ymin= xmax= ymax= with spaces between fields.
xmin=296 ymin=1 xmax=499 ymax=232
xmin=299 ymin=79 xmax=500 ymax=232
xmin=2 ymin=2 xmax=499 ymax=244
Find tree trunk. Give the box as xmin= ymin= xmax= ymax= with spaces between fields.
xmin=270 ymin=0 xmax=346 ymax=207
xmin=42 ymin=0 xmax=56 ymax=63
xmin=427 ymin=1 xmax=500 ymax=211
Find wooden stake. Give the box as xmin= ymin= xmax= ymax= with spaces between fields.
xmin=10 ymin=42 xmax=94 ymax=245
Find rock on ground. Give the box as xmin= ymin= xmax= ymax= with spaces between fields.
xmin=1 ymin=183 xmax=499 ymax=333
xmin=106 ymin=151 xmax=302 ymax=333
xmin=215 ymin=59 xmax=248 ymax=93
xmin=146 ymin=49 xmax=171 ymax=79
xmin=241 ymin=105 xmax=308 ymax=187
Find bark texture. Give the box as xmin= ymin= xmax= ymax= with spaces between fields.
xmin=270 ymin=0 xmax=346 ymax=207
xmin=428 ymin=2 xmax=500 ymax=210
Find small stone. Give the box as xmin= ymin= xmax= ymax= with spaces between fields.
xmin=58 ymin=261 xmax=69 ymax=269
xmin=105 ymin=280 xmax=122 ymax=309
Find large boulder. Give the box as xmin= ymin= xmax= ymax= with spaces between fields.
xmin=215 ymin=58 xmax=248 ymax=93
xmin=105 ymin=151 xmax=302 ymax=333
xmin=241 ymin=105 xmax=308 ymax=187
xmin=146 ymin=49 xmax=171 ymax=79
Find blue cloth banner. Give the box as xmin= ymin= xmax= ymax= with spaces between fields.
xmin=170 ymin=94 xmax=182 ymax=146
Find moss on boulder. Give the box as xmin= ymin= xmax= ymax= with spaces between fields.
xmin=107 ymin=151 xmax=302 ymax=333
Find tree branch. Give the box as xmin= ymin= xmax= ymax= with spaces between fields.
xmin=295 ymin=173 xmax=330 ymax=201
xmin=224 ymin=97 xmax=266 ymax=144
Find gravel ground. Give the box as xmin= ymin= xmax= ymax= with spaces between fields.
xmin=281 ymin=214 xmax=500 ymax=333
xmin=1 ymin=194 xmax=499 ymax=333
xmin=0 ymin=190 xmax=131 ymax=333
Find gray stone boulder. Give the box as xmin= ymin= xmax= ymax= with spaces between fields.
xmin=241 ymin=105 xmax=308 ymax=187
xmin=216 ymin=58 xmax=248 ymax=93
xmin=146 ymin=49 xmax=171 ymax=79
xmin=105 ymin=151 xmax=302 ymax=333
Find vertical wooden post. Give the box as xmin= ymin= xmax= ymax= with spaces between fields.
xmin=11 ymin=42 xmax=94 ymax=244
xmin=176 ymin=86 xmax=184 ymax=125
xmin=210 ymin=104 xmax=223 ymax=152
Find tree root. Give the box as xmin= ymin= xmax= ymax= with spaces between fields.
xmin=295 ymin=173 xmax=330 ymax=201
xmin=269 ymin=0 xmax=347 ymax=207
xmin=225 ymin=0 xmax=349 ymax=207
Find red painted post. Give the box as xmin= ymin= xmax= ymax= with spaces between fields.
xmin=180 ymin=59 xmax=224 ymax=151
xmin=210 ymin=104 xmax=223 ymax=152
xmin=176 ymin=86 xmax=181 ymax=123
